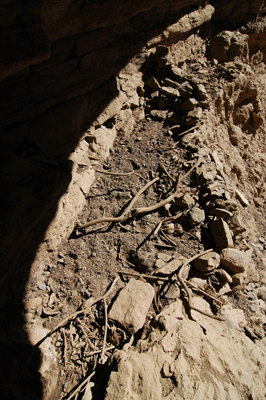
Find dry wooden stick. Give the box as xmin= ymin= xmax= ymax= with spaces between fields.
xmin=100 ymin=298 xmax=108 ymax=364
xmin=133 ymin=157 xmax=201 ymax=215
xmin=159 ymin=162 xmax=175 ymax=182
xmin=95 ymin=169 xmax=148 ymax=182
xmin=77 ymin=177 xmax=159 ymax=230
xmin=175 ymin=250 xmax=226 ymax=321
xmin=84 ymin=346 xmax=115 ymax=358
xmin=186 ymin=281 xmax=223 ymax=305
xmin=117 ymin=270 xmax=173 ymax=282
xmin=35 ymin=276 xmax=120 ymax=348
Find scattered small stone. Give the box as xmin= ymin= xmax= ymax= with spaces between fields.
xmin=220 ymin=248 xmax=246 ymax=273
xmin=195 ymin=84 xmax=208 ymax=100
xmin=212 ymin=219 xmax=234 ymax=248
xmin=209 ymin=208 xmax=233 ymax=219
xmin=179 ymin=81 xmax=193 ymax=98
xmin=192 ymin=251 xmax=220 ymax=272
xmin=216 ymin=268 xmax=233 ymax=283
xmin=150 ymin=109 xmax=168 ymax=121
xmin=235 ymin=189 xmax=249 ymax=207
xmin=250 ymin=302 xmax=258 ymax=313
xmin=170 ymin=65 xmax=186 ymax=82
xmin=146 ymin=77 xmax=161 ymax=91
xmin=155 ymin=254 xmax=187 ymax=276
xmin=108 ymin=279 xmax=154 ymax=334
xmin=185 ymin=107 xmax=202 ymax=127
xmin=164 ymin=77 xmax=179 ymax=88
xmin=181 ymin=98 xmax=198 ymax=112
xmin=188 ymin=206 xmax=205 ymax=225
xmin=160 ymin=86 xmax=180 ymax=98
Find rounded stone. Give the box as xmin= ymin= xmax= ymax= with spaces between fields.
xmin=188 ymin=206 xmax=205 ymax=226
xmin=220 ymin=248 xmax=246 ymax=273
xmin=192 ymin=251 xmax=220 ymax=272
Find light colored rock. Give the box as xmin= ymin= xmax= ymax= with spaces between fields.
xmin=108 ymin=279 xmax=154 ymax=333
xmin=170 ymin=65 xmax=186 ymax=82
xmin=235 ymin=188 xmax=249 ymax=207
xmin=160 ymin=86 xmax=180 ymax=98
xmin=179 ymin=81 xmax=194 ymax=98
xmin=216 ymin=268 xmax=233 ymax=283
xmin=116 ymin=108 xmax=135 ymax=136
xmin=188 ymin=206 xmax=205 ymax=225
xmin=195 ymin=83 xmax=208 ymax=100
xmin=146 ymin=76 xmax=161 ymax=91
xmin=24 ymin=296 xmax=43 ymax=311
xmin=185 ymin=107 xmax=202 ymax=127
xmin=155 ymin=254 xmax=187 ymax=276
xmin=192 ymin=251 xmax=220 ymax=272
xmin=220 ymin=248 xmax=246 ymax=273
xmin=181 ymin=98 xmax=197 ymax=111
xmin=150 ymin=109 xmax=168 ymax=121
xmin=174 ymin=193 xmax=195 ymax=209
xmin=209 ymin=208 xmax=233 ymax=219
xmin=105 ymin=352 xmax=162 ymax=400
xmin=106 ymin=297 xmax=266 ymax=400
xmin=211 ymin=219 xmax=234 ymax=248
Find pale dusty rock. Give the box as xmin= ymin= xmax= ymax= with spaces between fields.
xmin=116 ymin=108 xmax=135 ymax=136
xmin=160 ymin=86 xmax=180 ymax=98
xmin=24 ymin=296 xmax=43 ymax=311
xmin=185 ymin=107 xmax=202 ymax=126
xmin=105 ymin=298 xmax=266 ymax=400
xmin=216 ymin=268 xmax=233 ymax=283
xmin=220 ymin=248 xmax=246 ymax=273
xmin=154 ymin=254 xmax=187 ymax=275
xmin=150 ymin=109 xmax=168 ymax=121
xmin=192 ymin=251 xmax=220 ymax=272
xmin=174 ymin=193 xmax=195 ymax=209
xmin=235 ymin=188 xmax=249 ymax=206
xmin=181 ymin=97 xmax=197 ymax=111
xmin=146 ymin=76 xmax=161 ymax=91
xmin=108 ymin=279 xmax=154 ymax=333
xmin=179 ymin=81 xmax=194 ymax=98
xmin=209 ymin=208 xmax=233 ymax=219
xmin=188 ymin=206 xmax=205 ymax=225
xmin=195 ymin=83 xmax=208 ymax=100
xmin=211 ymin=219 xmax=234 ymax=248
xmin=105 ymin=352 xmax=162 ymax=400
xmin=164 ymin=77 xmax=179 ymax=88
xmin=170 ymin=65 xmax=185 ymax=82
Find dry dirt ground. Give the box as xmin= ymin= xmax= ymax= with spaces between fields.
xmin=20 ymin=30 xmax=266 ymax=400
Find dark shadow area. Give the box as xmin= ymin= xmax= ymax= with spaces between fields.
xmin=0 ymin=0 xmax=265 ymax=398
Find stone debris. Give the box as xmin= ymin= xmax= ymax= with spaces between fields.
xmin=155 ymin=254 xmax=188 ymax=276
xmin=188 ymin=206 xmax=205 ymax=225
xmin=211 ymin=219 xmax=234 ymax=248
xmin=220 ymin=248 xmax=246 ymax=273
xmin=192 ymin=251 xmax=220 ymax=272
xmin=235 ymin=188 xmax=250 ymax=207
xmin=108 ymin=279 xmax=155 ymax=334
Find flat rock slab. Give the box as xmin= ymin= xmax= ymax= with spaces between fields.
xmin=108 ymin=279 xmax=155 ymax=334
xmin=211 ymin=218 xmax=234 ymax=248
